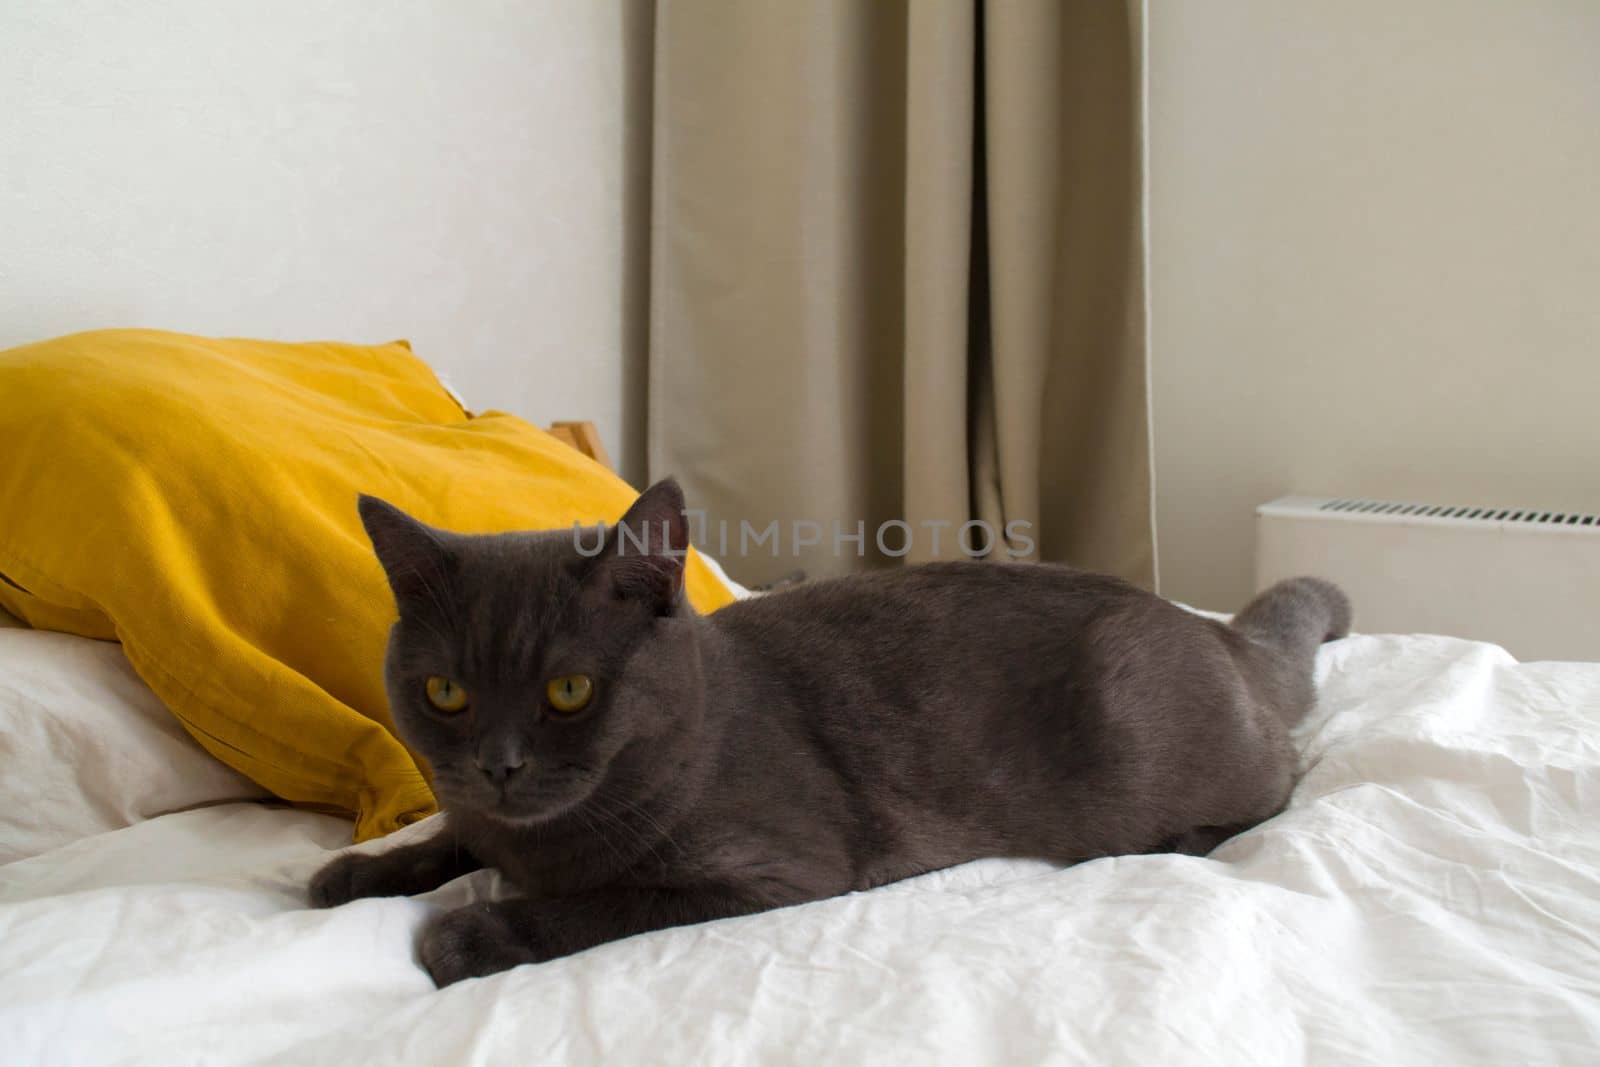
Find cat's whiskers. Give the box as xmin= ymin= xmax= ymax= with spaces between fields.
xmin=411 ymin=615 xmax=455 ymax=654
xmin=551 ymin=763 xmax=655 ymax=864
xmin=590 ymin=785 xmax=685 ymax=864
xmin=570 ymin=800 xmax=635 ymax=872
xmin=591 ymin=800 xmax=675 ymax=874
xmin=411 ymin=566 xmax=457 ymax=637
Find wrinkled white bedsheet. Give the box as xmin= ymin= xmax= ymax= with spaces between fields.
xmin=1 ymin=625 xmax=1597 ymax=1065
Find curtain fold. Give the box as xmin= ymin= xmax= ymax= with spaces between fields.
xmin=648 ymin=0 xmax=1153 ymax=589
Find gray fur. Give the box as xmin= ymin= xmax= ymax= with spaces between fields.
xmin=309 ymin=479 xmax=1352 ymax=986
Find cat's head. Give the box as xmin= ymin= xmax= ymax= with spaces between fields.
xmin=357 ymin=479 xmax=705 ymax=825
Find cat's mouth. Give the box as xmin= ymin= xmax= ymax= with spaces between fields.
xmin=443 ymin=763 xmax=602 ymax=825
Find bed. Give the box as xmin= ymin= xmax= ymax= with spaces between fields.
xmin=3 ymin=597 xmax=1598 ymax=1063
xmin=2 ymin=423 xmax=1597 ymax=1063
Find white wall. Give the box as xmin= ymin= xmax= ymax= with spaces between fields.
xmin=1150 ymin=1 xmax=1600 ymax=611
xmin=1 ymin=0 xmax=649 ymax=479
xmin=11 ymin=2 xmax=1599 ymax=601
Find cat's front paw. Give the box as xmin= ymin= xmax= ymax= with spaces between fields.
xmin=418 ymin=904 xmax=540 ymax=987
xmin=308 ymin=853 xmax=388 ymax=908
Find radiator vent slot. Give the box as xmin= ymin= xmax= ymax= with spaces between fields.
xmin=1317 ymin=497 xmax=1599 ymax=527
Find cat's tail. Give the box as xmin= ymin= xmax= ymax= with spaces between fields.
xmin=1229 ymin=577 xmax=1352 ymax=726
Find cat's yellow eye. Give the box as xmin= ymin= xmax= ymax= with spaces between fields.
xmin=546 ymin=674 xmax=594 ymax=714
xmin=424 ymin=676 xmax=470 ymax=713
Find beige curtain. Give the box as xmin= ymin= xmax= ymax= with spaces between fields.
xmin=647 ymin=0 xmax=1154 ymax=589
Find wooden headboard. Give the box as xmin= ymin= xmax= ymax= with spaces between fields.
xmin=545 ymin=420 xmax=613 ymax=472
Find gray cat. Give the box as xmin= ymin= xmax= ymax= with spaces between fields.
xmin=309 ymin=479 xmax=1350 ymax=987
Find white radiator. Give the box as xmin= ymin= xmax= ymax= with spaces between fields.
xmin=1255 ymin=495 xmax=1600 ymax=663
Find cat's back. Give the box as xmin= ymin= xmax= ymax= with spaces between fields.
xmin=708 ymin=560 xmax=1157 ymax=671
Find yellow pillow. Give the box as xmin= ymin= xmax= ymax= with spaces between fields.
xmin=0 ymin=329 xmax=735 ymax=840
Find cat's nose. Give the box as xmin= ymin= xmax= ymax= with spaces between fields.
xmin=477 ymin=758 xmax=525 ymax=785
xmin=476 ymin=735 xmax=527 ymax=785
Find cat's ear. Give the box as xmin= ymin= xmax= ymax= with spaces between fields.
xmin=590 ymin=478 xmax=688 ymax=611
xmin=357 ymin=494 xmax=455 ymax=610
